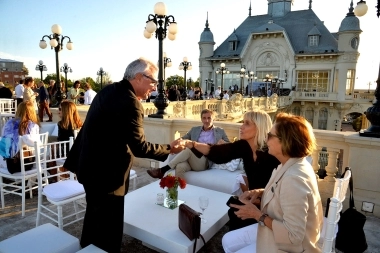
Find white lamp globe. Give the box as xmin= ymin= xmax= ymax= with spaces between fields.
xmin=154 ymin=2 xmax=167 ymax=16
xmin=168 ymin=33 xmax=176 ymax=41
xmin=51 ymin=24 xmax=62 ymax=35
xmin=39 ymin=40 xmax=47 ymax=49
xmin=354 ymin=1 xmax=368 ymax=16
xmin=144 ymin=30 xmax=153 ymax=39
xmin=66 ymin=42 xmax=73 ymax=50
xmin=145 ymin=21 xmax=156 ymax=33
xmin=49 ymin=39 xmax=58 ymax=48
xmin=168 ymin=22 xmax=178 ymax=34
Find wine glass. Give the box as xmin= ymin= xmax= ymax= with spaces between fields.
xmin=199 ymin=196 xmax=209 ymax=223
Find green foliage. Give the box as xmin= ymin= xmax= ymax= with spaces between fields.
xmin=22 ymin=64 xmax=29 ymax=75
xmin=166 ymin=75 xmax=184 ymax=90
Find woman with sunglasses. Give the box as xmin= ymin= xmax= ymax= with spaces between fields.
xmin=184 ymin=109 xmax=280 ymax=231
xmin=224 ymin=113 xmax=323 ymax=253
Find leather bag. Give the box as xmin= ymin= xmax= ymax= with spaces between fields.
xmin=335 ymin=167 xmax=368 ymax=253
xmin=178 ymin=204 xmax=206 ymax=253
xmin=5 ymin=149 xmax=35 ymax=174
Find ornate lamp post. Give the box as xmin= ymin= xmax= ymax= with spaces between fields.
xmin=179 ymin=57 xmax=192 ymax=95
xmin=163 ymin=52 xmax=172 ymax=86
xmin=39 ymin=24 xmax=73 ymax=106
xmin=144 ymin=2 xmax=177 ymax=118
xmin=35 ymin=60 xmax=47 ymax=80
xmin=246 ymin=71 xmax=255 ymax=97
xmin=216 ymin=63 xmax=229 ymax=91
xmin=60 ymin=63 xmax=72 ymax=90
xmin=97 ymin=67 xmax=107 ymax=90
xmin=239 ymin=65 xmax=246 ymax=95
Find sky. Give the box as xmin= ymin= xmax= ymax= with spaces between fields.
xmin=0 ymin=0 xmax=379 ymax=90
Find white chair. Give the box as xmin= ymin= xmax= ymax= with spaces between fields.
xmin=0 ymin=132 xmax=49 ymax=216
xmin=0 ymin=99 xmax=17 ymax=131
xmin=35 ymin=137 xmax=86 ymax=229
xmin=321 ymin=168 xmax=352 ymax=253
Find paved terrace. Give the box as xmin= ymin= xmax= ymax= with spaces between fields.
xmin=1 ymin=166 xmax=380 ymax=252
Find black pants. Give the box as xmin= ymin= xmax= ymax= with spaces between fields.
xmin=81 ymin=188 xmax=125 ymax=253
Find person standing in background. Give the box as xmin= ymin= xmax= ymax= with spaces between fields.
xmin=14 ymin=80 xmax=25 ymax=105
xmin=23 ymin=77 xmax=38 ymax=111
xmin=83 ymin=83 xmax=97 ymax=105
xmin=69 ymin=81 xmax=80 ymax=104
xmin=0 ymin=82 xmax=13 ymax=99
xmin=38 ymin=81 xmax=53 ymax=122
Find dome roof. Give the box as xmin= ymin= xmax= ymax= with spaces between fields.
xmin=199 ymin=15 xmax=214 ymax=43
xmin=338 ymin=3 xmax=362 ymax=33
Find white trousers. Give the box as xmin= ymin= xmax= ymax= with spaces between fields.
xmin=222 ymin=224 xmax=258 ymax=253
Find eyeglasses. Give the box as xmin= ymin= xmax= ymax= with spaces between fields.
xmin=267 ymin=132 xmax=281 ymax=140
xmin=142 ymin=74 xmax=158 ymax=84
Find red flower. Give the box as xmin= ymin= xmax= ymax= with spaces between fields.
xmin=159 ymin=173 xmax=187 ymax=189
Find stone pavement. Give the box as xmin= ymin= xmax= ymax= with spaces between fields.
xmin=1 ymin=166 xmax=379 ymax=252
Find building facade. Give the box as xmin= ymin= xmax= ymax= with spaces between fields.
xmin=199 ymin=0 xmax=369 ymax=131
xmin=0 ymin=59 xmax=25 ymax=87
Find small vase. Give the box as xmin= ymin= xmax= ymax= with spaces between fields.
xmin=166 ymin=186 xmax=178 ymax=209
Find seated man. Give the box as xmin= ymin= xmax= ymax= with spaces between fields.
xmin=147 ymin=109 xmax=229 ymax=179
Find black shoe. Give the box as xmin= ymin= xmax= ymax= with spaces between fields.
xmin=147 ymin=168 xmax=163 ymax=179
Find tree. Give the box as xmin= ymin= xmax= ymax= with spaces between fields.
xmin=22 ymin=64 xmax=29 ymax=75
xmin=166 ymin=75 xmax=184 ymax=90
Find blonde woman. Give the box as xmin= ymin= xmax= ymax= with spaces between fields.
xmin=57 ymin=101 xmax=82 ymax=141
xmin=23 ymin=77 xmax=38 ymax=110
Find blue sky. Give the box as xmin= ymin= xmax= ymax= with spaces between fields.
xmin=0 ymin=0 xmax=379 ymax=89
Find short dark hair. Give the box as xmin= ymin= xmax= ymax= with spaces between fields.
xmin=19 ymin=79 xmax=24 ymax=84
xmin=74 ymin=80 xmax=80 ymax=85
xmin=200 ymin=109 xmax=215 ymax=118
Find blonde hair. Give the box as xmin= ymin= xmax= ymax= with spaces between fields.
xmin=243 ymin=109 xmax=272 ymax=150
xmin=58 ymin=101 xmax=83 ymax=130
xmin=15 ymin=101 xmax=40 ymax=135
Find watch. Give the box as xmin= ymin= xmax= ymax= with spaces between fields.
xmin=259 ymin=213 xmax=268 ymax=226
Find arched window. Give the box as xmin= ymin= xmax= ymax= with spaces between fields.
xmin=305 ymin=107 xmax=314 ymax=124
xmin=318 ymin=107 xmax=328 ymax=130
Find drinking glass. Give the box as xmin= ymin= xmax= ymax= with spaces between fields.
xmin=199 ymin=196 xmax=209 ymax=223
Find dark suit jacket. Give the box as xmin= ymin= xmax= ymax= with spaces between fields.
xmin=64 ymin=79 xmax=171 ymax=194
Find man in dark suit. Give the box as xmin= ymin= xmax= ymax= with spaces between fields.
xmin=148 ymin=109 xmax=230 ymax=179
xmin=38 ymin=81 xmax=53 ymax=122
xmin=64 ymin=58 xmax=184 ymax=252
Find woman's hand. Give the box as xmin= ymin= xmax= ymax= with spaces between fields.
xmin=239 ymin=189 xmax=264 ymax=205
xmin=230 ymin=200 xmax=262 ymax=220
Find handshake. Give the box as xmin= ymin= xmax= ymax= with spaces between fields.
xmin=169 ymin=138 xmax=193 ymax=154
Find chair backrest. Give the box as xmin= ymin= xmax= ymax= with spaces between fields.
xmin=18 ymin=132 xmax=49 ymax=172
xmin=34 ymin=137 xmax=74 ymax=186
xmin=322 ymin=169 xmax=351 ymax=253
xmin=0 ymin=99 xmax=17 ymax=115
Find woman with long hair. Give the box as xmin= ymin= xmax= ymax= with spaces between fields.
xmin=57 ymin=101 xmax=83 ymax=141
xmin=2 ymin=101 xmax=40 ymax=173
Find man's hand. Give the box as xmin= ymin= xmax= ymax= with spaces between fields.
xmin=169 ymin=138 xmax=186 ymax=154
xmin=217 ymin=139 xmax=226 ymax=145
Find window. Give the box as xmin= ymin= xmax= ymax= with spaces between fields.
xmin=296 ymin=70 xmax=330 ymax=92
xmin=309 ymin=35 xmax=319 ymax=47
xmin=292 ymin=106 xmax=301 ymax=116
xmin=346 ymin=69 xmax=355 ymax=95
xmin=229 ymin=41 xmax=236 ymax=51
xmin=305 ymin=107 xmax=314 ymax=125
xmin=351 ymin=37 xmax=359 ymax=49
xmin=318 ymin=108 xmax=328 ymax=130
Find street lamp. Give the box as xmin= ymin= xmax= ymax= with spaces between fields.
xmin=163 ymin=52 xmax=172 ymax=86
xmin=35 ymin=60 xmax=47 ymax=80
xmin=60 ymin=63 xmax=72 ymax=90
xmin=246 ymin=71 xmax=255 ymax=97
xmin=216 ymin=63 xmax=229 ymax=91
xmin=239 ymin=65 xmax=246 ymax=95
xmin=179 ymin=56 xmax=192 ymax=92
xmin=39 ymin=24 xmax=73 ymax=106
xmin=97 ymin=67 xmax=107 ymax=90
xmin=353 ymin=0 xmax=379 ymax=17
xmin=144 ymin=2 xmax=177 ymax=118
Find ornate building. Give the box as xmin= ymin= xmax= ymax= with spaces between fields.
xmin=198 ymin=0 xmax=370 ymax=130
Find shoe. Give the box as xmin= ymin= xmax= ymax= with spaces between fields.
xmin=147 ymin=168 xmax=163 ymax=179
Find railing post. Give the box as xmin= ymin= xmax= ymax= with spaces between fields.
xmin=324 ymin=148 xmax=340 ymax=182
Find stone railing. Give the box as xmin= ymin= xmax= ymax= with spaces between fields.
xmin=295 ymin=91 xmax=338 ymax=101
xmin=138 ymin=117 xmax=380 ymax=218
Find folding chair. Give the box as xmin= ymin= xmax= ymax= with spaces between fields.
xmin=35 ymin=137 xmax=86 ymax=229
xmin=0 ymin=132 xmax=49 ymax=216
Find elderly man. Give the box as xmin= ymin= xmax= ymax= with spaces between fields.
xmin=64 ymin=58 xmax=185 ymax=252
xmin=148 ymin=108 xmax=229 ymax=179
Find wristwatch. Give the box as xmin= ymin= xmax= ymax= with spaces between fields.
xmin=259 ymin=213 xmax=268 ymax=226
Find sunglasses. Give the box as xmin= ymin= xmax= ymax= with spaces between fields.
xmin=142 ymin=74 xmax=158 ymax=84
xmin=267 ymin=132 xmax=281 ymax=140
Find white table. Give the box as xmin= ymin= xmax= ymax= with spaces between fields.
xmin=123 ymin=182 xmax=231 ymax=253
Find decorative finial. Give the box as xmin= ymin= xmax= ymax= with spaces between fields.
xmin=205 ymin=12 xmax=209 ymax=29
xmin=309 ymin=0 xmax=312 ymax=9
xmin=249 ymin=0 xmax=252 ymax=16
xmin=347 ymin=0 xmax=355 ymax=16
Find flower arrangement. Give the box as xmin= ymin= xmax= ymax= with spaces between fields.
xmin=159 ymin=174 xmax=187 ymax=190
xmin=159 ymin=174 xmax=186 ymax=209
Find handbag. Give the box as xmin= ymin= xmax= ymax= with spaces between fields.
xmin=335 ymin=167 xmax=368 ymax=253
xmin=0 ymin=136 xmax=12 ymax=158
xmin=178 ymin=204 xmax=206 ymax=253
xmin=226 ymin=195 xmax=257 ymax=231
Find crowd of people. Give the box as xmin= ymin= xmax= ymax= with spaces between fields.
xmin=1 ymin=58 xmax=323 ymax=253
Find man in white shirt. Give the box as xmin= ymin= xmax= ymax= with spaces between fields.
xmin=14 ymin=80 xmax=25 ymax=105
xmin=223 ymin=90 xmax=229 ymax=100
xmin=214 ymin=86 xmax=221 ymax=98
xmin=84 ymin=83 xmax=97 ymax=105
